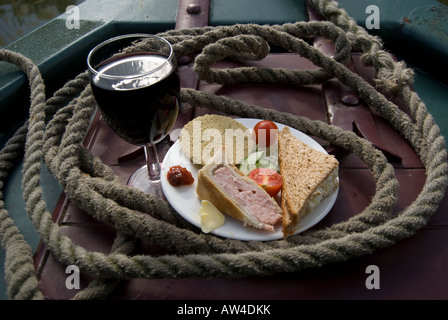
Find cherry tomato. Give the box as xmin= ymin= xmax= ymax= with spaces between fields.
xmin=253 ymin=120 xmax=279 ymax=147
xmin=249 ymin=168 xmax=283 ymax=197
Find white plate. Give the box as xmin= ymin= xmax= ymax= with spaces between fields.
xmin=161 ymin=118 xmax=338 ymax=241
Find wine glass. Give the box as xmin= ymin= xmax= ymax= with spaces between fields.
xmin=87 ymin=34 xmax=180 ymax=196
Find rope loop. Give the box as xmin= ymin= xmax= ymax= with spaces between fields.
xmin=194 ymin=34 xmax=270 ymax=83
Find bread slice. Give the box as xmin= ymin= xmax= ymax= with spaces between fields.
xmin=278 ymin=127 xmax=339 ymax=237
xmin=179 ymin=114 xmax=256 ymax=166
xmin=197 ymin=161 xmax=282 ymax=232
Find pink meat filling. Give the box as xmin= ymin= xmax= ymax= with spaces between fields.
xmin=212 ymin=166 xmax=282 ymax=230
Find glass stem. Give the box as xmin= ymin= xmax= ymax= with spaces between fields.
xmin=144 ymin=144 xmax=161 ymax=181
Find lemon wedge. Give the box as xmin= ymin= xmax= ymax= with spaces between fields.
xmin=199 ymin=200 xmax=225 ymax=233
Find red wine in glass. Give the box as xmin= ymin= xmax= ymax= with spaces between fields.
xmin=87 ymin=34 xmax=180 ymax=196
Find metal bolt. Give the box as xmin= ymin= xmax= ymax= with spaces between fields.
xmin=341 ymin=92 xmax=360 ymax=106
xmin=187 ymin=4 xmax=201 ymax=14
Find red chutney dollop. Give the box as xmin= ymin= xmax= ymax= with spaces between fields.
xmin=167 ymin=165 xmax=194 ymax=186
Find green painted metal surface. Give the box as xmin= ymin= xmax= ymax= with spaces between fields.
xmin=335 ymin=0 xmax=448 ymax=142
xmin=209 ymin=0 xmax=308 ymax=25
xmin=337 ymin=0 xmax=448 ymax=83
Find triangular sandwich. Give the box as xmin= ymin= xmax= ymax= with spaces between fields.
xmin=278 ymin=127 xmax=339 ymax=238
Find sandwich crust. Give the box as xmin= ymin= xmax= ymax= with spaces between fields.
xmin=278 ymin=127 xmax=339 ymax=237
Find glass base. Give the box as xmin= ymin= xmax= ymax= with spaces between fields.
xmin=127 ymin=164 xmax=165 ymax=199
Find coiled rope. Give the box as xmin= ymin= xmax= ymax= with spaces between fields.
xmin=0 ymin=0 xmax=447 ymax=299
